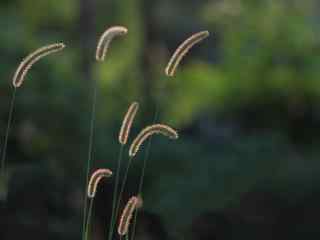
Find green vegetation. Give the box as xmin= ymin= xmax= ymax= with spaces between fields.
xmin=1 ymin=0 xmax=320 ymax=240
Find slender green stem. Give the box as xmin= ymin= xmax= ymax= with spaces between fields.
xmin=107 ymin=145 xmax=124 ymax=240
xmin=0 ymin=88 xmax=17 ymax=201
xmin=84 ymin=198 xmax=94 ymax=240
xmin=130 ymin=106 xmax=160 ymax=240
xmin=126 ymin=79 xmax=167 ymax=240
xmin=82 ymin=80 xmax=98 ymax=240
xmin=113 ymin=156 xmax=133 ymax=232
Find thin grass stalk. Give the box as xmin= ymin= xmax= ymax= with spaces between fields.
xmin=113 ymin=156 xmax=134 ymax=232
xmin=107 ymin=145 xmax=124 ymax=240
xmin=82 ymin=79 xmax=98 ymax=240
xmin=84 ymin=198 xmax=94 ymax=240
xmin=0 ymin=88 xmax=17 ymax=201
xmin=130 ymin=77 xmax=170 ymax=240
xmin=130 ymin=106 xmax=160 ymax=240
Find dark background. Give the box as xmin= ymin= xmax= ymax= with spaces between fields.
xmin=1 ymin=0 xmax=320 ymax=239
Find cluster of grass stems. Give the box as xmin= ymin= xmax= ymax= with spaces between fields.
xmin=0 ymin=26 xmax=209 ymax=240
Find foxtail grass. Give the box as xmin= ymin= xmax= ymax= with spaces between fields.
xmin=129 ymin=124 xmax=178 ymax=157
xmin=96 ymin=26 xmax=128 ymax=61
xmin=84 ymin=169 xmax=112 ymax=240
xmin=1 ymin=42 xmax=65 ymax=201
xmin=118 ymin=196 xmax=139 ymax=236
xmin=108 ymin=101 xmax=139 ymax=240
xmin=165 ymin=31 xmax=209 ymax=77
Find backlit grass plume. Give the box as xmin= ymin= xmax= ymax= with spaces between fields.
xmin=87 ymin=168 xmax=113 ymax=198
xmin=95 ymin=26 xmax=128 ymax=61
xmin=119 ymin=102 xmax=139 ymax=145
xmin=129 ymin=124 xmax=178 ymax=157
xmin=84 ymin=25 xmax=128 ymax=240
xmin=165 ymin=30 xmax=209 ymax=77
xmin=118 ymin=196 xmax=139 ymax=236
xmin=13 ymin=43 xmax=65 ymax=87
xmin=0 ymin=42 xmax=65 ymax=201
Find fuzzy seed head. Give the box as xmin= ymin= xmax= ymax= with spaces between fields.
xmin=118 ymin=196 xmax=139 ymax=236
xmin=13 ymin=43 xmax=65 ymax=88
xmin=87 ymin=168 xmax=113 ymax=198
xmin=129 ymin=124 xmax=178 ymax=157
xmin=119 ymin=102 xmax=139 ymax=145
xmin=165 ymin=31 xmax=209 ymax=77
xmin=96 ymin=26 xmax=128 ymax=61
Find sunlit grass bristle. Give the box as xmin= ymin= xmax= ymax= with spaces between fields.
xmin=95 ymin=26 xmax=128 ymax=61
xmin=118 ymin=196 xmax=139 ymax=236
xmin=165 ymin=30 xmax=209 ymax=77
xmin=119 ymin=102 xmax=139 ymax=145
xmin=129 ymin=124 xmax=178 ymax=157
xmin=87 ymin=168 xmax=113 ymax=198
xmin=13 ymin=43 xmax=65 ymax=88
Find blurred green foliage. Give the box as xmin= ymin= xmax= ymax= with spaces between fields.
xmin=165 ymin=0 xmax=320 ymax=135
xmin=1 ymin=0 xmax=320 ymax=240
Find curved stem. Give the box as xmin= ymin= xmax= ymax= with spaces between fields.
xmin=84 ymin=198 xmax=94 ymax=240
xmin=0 ymin=88 xmax=17 ymax=201
xmin=113 ymin=156 xmax=133 ymax=233
xmin=130 ymin=106 xmax=159 ymax=240
xmin=82 ymin=80 xmax=98 ymax=240
xmin=107 ymin=145 xmax=124 ymax=240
